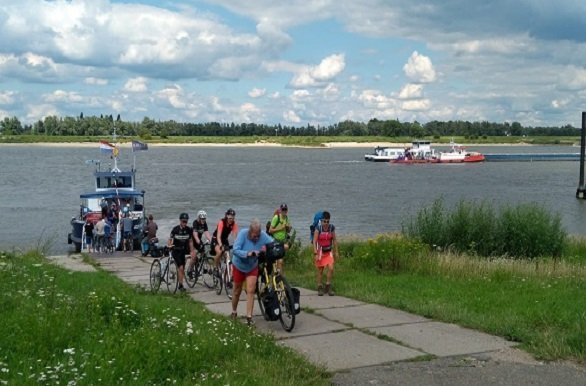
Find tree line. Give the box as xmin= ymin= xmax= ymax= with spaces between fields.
xmin=0 ymin=114 xmax=580 ymax=138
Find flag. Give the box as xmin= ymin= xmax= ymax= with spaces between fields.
xmin=99 ymin=140 xmax=116 ymax=155
xmin=132 ymin=140 xmax=148 ymax=152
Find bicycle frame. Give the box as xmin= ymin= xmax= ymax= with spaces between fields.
xmin=257 ymin=257 xmax=295 ymax=332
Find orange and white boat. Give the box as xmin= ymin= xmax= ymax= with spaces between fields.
xmin=436 ymin=141 xmax=485 ymax=163
xmin=391 ymin=140 xmax=485 ymax=164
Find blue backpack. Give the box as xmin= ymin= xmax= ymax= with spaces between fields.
xmin=309 ymin=211 xmax=324 ymax=242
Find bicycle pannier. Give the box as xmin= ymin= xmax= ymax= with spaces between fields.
xmin=262 ymin=289 xmax=281 ymax=321
xmin=291 ymin=287 xmax=301 ymax=315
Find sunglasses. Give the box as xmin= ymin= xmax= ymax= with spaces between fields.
xmin=322 ymin=220 xmax=330 ymax=223
xmin=226 ymin=217 xmax=235 ymax=221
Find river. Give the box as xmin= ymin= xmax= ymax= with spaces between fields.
xmin=1 ymin=144 xmax=585 ymax=254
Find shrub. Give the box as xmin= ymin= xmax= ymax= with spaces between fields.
xmin=403 ymin=198 xmax=567 ymax=259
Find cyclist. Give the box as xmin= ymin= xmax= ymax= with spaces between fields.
xmin=210 ymin=208 xmax=239 ymax=272
xmin=168 ymin=212 xmax=196 ymax=292
xmin=232 ymin=218 xmax=274 ymax=326
xmin=187 ymin=210 xmax=211 ymax=278
xmin=268 ymin=203 xmax=291 ymax=273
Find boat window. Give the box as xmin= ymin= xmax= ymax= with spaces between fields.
xmin=96 ymin=176 xmax=133 ymax=188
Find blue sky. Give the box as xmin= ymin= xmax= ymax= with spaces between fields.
xmin=1 ymin=0 xmax=586 ymax=128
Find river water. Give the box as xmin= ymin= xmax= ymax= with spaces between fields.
xmin=1 ymin=144 xmax=585 ymax=255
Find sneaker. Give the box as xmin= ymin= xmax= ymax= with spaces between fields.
xmin=187 ymin=270 xmax=194 ymax=279
xmin=178 ymin=285 xmax=186 ymax=293
xmin=325 ymin=283 xmax=335 ymax=296
xmin=230 ymin=311 xmax=237 ymax=320
xmin=317 ymin=284 xmax=324 ymax=296
xmin=246 ymin=316 xmax=255 ymax=326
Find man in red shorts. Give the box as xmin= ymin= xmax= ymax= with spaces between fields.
xmin=231 ymin=219 xmax=274 ymax=326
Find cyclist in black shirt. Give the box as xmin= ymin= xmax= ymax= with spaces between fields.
xmin=168 ymin=212 xmax=195 ymax=292
xmin=187 ymin=210 xmax=211 ymax=276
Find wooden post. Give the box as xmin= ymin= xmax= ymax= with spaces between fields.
xmin=577 ymin=112 xmax=586 ymax=198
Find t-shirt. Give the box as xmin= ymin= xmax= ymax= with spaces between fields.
xmin=122 ymin=217 xmax=133 ymax=234
xmin=95 ymin=219 xmax=105 ymax=236
xmin=192 ymin=219 xmax=208 ymax=239
xmin=316 ymin=224 xmax=335 ymax=252
xmin=270 ymin=214 xmax=290 ymax=242
xmin=170 ymin=224 xmax=192 ymax=253
xmin=84 ymin=222 xmax=94 ymax=237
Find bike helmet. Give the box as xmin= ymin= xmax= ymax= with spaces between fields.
xmin=225 ymin=208 xmax=236 ymax=216
xmin=197 ymin=210 xmax=207 ymax=219
xmin=179 ymin=212 xmax=189 ymax=220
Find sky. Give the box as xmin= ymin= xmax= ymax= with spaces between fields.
xmin=1 ymin=0 xmax=586 ymax=128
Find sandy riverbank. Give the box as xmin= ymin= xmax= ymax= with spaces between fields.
xmin=0 ymin=141 xmax=540 ymax=148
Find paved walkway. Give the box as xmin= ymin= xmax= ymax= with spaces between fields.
xmin=48 ymin=253 xmax=586 ymax=385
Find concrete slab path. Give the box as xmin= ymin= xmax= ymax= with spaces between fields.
xmin=50 ymin=253 xmax=586 ymax=385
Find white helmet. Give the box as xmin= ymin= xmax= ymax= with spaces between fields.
xmin=197 ymin=210 xmax=207 ymax=219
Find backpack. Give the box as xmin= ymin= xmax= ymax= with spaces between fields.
xmin=309 ymin=211 xmax=324 ymax=242
xmin=265 ymin=208 xmax=281 ymax=235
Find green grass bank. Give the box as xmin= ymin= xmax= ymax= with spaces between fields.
xmin=0 ymin=251 xmax=329 ymax=385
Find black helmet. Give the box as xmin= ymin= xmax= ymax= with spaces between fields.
xmin=179 ymin=212 xmax=189 ymax=220
xmin=225 ymin=208 xmax=236 ymax=216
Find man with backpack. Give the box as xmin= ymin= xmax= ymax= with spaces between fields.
xmin=268 ymin=203 xmax=291 ymax=273
xmin=312 ymin=211 xmax=337 ymax=296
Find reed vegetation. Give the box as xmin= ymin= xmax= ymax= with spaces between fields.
xmin=402 ymin=198 xmax=567 ymax=259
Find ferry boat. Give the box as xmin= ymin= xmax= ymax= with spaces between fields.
xmin=392 ymin=140 xmax=438 ymax=164
xmin=392 ymin=140 xmax=485 ymax=164
xmin=68 ymin=136 xmax=146 ymax=252
xmin=436 ymin=141 xmax=485 ymax=163
xmin=364 ymin=146 xmax=405 ymax=161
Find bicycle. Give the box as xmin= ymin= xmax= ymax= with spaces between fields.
xmin=185 ymin=242 xmax=217 ymax=289
xmin=214 ymin=244 xmax=234 ymax=299
xmin=149 ymin=247 xmax=178 ymax=294
xmin=256 ymin=242 xmax=297 ymax=332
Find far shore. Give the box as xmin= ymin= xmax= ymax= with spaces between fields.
xmin=0 ymin=141 xmax=549 ymax=149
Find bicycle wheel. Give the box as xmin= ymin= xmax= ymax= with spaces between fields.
xmin=149 ymin=259 xmax=162 ymax=293
xmin=201 ymin=257 xmax=216 ymax=289
xmin=256 ymin=272 xmax=270 ymax=321
xmin=185 ymin=258 xmax=198 ymax=288
xmin=214 ymin=262 xmax=223 ymax=295
xmin=276 ymin=275 xmax=296 ymax=332
xmin=166 ymin=257 xmax=179 ymax=294
xmin=223 ymin=261 xmax=233 ymax=300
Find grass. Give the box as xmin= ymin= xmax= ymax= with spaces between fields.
xmin=0 ymin=250 xmax=329 ymax=385
xmin=286 ymin=234 xmax=586 ymax=363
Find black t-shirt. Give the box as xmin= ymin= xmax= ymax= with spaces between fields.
xmin=84 ymin=222 xmax=94 ymax=236
xmin=169 ymin=224 xmax=192 ymax=253
xmin=192 ymin=220 xmax=208 ymax=239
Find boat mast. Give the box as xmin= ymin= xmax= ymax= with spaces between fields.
xmin=111 ymin=126 xmax=121 ymax=173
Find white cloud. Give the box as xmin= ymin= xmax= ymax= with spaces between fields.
xmin=0 ymin=91 xmax=16 ymax=105
xmin=85 ymin=77 xmax=108 ymax=86
xmin=43 ymin=90 xmax=85 ymax=104
xmin=401 ymin=99 xmax=431 ymax=111
xmin=290 ymin=54 xmax=345 ymax=88
xmin=124 ymin=77 xmax=148 ymax=93
xmin=248 ymin=88 xmax=266 ymax=98
xmin=283 ymin=109 xmax=301 ymax=123
xmin=398 ymin=83 xmax=423 ymax=99
xmin=403 ymin=51 xmax=436 ymax=83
